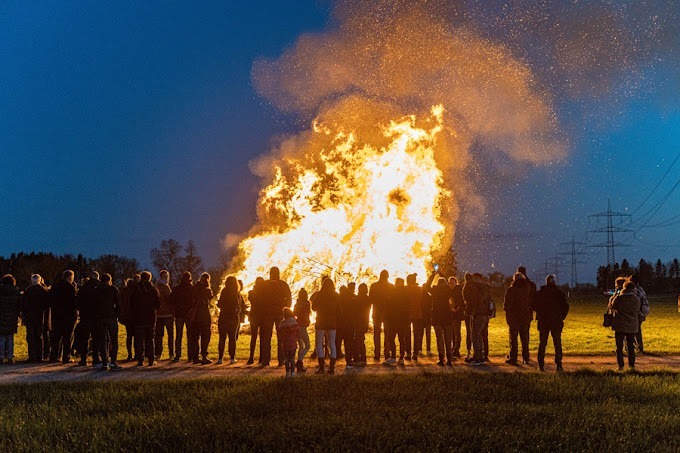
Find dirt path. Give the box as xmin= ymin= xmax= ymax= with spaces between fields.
xmin=1 ymin=354 xmax=679 ymax=384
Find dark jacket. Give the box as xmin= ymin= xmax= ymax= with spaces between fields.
xmin=450 ymin=284 xmax=466 ymax=321
xmin=534 ymin=284 xmax=569 ymax=331
xmin=260 ymin=279 xmax=291 ymax=323
xmin=96 ymin=284 xmax=120 ymax=320
xmin=190 ymin=281 xmax=213 ymax=326
xmin=130 ymin=281 xmax=161 ymax=326
xmin=421 ymin=290 xmax=432 ymax=324
xmin=22 ymin=284 xmax=48 ymax=327
xmin=49 ymin=279 xmax=78 ymax=325
xmin=278 ymin=317 xmax=299 ymax=352
xmin=369 ymin=279 xmax=393 ymax=321
xmin=77 ymin=279 xmax=100 ymax=324
xmin=608 ymin=290 xmax=640 ymax=334
xmin=171 ymin=281 xmax=194 ymax=319
xmin=0 ymin=285 xmax=21 ymax=335
xmin=247 ymin=287 xmax=261 ymax=325
xmin=338 ymin=291 xmax=355 ymax=329
xmin=313 ymin=289 xmax=339 ymax=330
xmin=119 ymin=283 xmax=134 ymax=325
xmin=463 ymin=280 xmax=491 ymax=316
xmin=426 ymin=275 xmax=451 ymax=325
xmin=503 ymin=279 xmax=533 ymax=325
xmin=355 ymin=293 xmax=371 ymax=332
xmin=156 ymin=283 xmax=173 ymax=317
xmin=294 ymin=298 xmax=311 ymax=328
xmin=217 ymin=288 xmax=240 ymax=324
xmin=386 ymin=286 xmax=410 ymax=324
xmin=406 ymin=284 xmax=423 ymax=321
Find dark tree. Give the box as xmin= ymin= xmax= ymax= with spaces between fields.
xmin=150 ymin=239 xmax=185 ymax=281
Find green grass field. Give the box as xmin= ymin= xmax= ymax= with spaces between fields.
xmin=9 ymin=295 xmax=680 ymax=361
xmin=1 ymin=373 xmax=679 ymax=451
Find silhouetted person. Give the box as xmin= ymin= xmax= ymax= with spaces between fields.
xmin=41 ymin=276 xmax=51 ymax=361
xmin=503 ymin=272 xmax=533 ymax=365
xmin=385 ymin=277 xmax=410 ymax=365
xmin=426 ymin=272 xmax=452 ymax=366
xmin=293 ymin=288 xmax=311 ymax=372
xmin=406 ymin=274 xmax=422 ymax=361
xmin=119 ymin=276 xmax=138 ymax=361
xmin=96 ymin=273 xmax=121 ymax=370
xmin=463 ymin=272 xmax=490 ymax=365
xmin=534 ymin=274 xmax=569 ymax=372
xmin=449 ymin=277 xmax=467 ymax=359
xmin=278 ymin=307 xmax=299 ymax=377
xmin=154 ymin=270 xmax=174 ymax=360
xmin=130 ymin=271 xmax=161 ymax=366
xmin=189 ymin=272 xmax=214 ymax=365
xmin=369 ymin=270 xmax=393 ymax=361
xmin=171 ymin=271 xmax=193 ymax=362
xmin=217 ymin=276 xmax=241 ymax=364
xmin=337 ymin=283 xmax=355 ymax=361
xmin=313 ymin=278 xmax=339 ymax=374
xmin=0 ymin=274 xmax=21 ymax=364
xmin=22 ymin=274 xmax=48 ymax=362
xmin=630 ymin=275 xmax=648 ymax=353
xmin=259 ymin=267 xmax=292 ymax=367
xmin=76 ymin=271 xmax=102 ymax=367
xmin=247 ymin=276 xmax=264 ymax=365
xmin=353 ymin=283 xmax=371 ymax=366
xmin=49 ymin=270 xmax=78 ymax=363
xmin=608 ymin=280 xmax=640 ymax=371
xmin=420 ymin=286 xmax=433 ymax=356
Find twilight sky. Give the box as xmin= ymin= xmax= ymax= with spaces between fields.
xmin=2 ymin=1 xmax=679 ymax=284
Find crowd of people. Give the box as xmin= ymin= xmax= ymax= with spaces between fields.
xmin=0 ymin=264 xmax=649 ymax=375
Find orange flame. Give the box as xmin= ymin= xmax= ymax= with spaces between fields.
xmin=234 ymin=105 xmax=450 ymax=292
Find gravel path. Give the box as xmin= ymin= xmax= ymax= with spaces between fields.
xmin=1 ymin=354 xmax=678 ymax=384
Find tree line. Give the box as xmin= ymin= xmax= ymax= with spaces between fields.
xmin=0 ymin=239 xmax=226 ymax=295
xmin=597 ymin=258 xmax=680 ymax=293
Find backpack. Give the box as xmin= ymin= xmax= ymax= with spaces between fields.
xmin=637 ymin=286 xmax=650 ymax=317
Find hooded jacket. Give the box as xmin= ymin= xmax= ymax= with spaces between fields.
xmin=608 ymin=290 xmax=640 ymax=334
xmin=278 ymin=316 xmax=299 ymax=352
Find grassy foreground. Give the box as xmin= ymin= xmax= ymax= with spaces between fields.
xmin=1 ymin=372 xmax=679 ymax=451
xmin=8 ymin=295 xmax=680 ymax=361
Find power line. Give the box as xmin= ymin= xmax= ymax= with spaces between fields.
xmin=558 ymin=237 xmax=588 ymax=288
xmin=588 ymin=199 xmax=633 ymax=268
xmin=629 ymin=150 xmax=680 ymax=217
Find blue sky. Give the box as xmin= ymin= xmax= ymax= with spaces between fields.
xmin=1 ymin=1 xmax=678 ymax=283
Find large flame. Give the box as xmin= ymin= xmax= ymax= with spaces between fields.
xmin=234 ymin=105 xmax=449 ymax=292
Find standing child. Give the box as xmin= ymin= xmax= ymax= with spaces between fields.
xmin=293 ymin=289 xmax=311 ymax=372
xmin=0 ymin=275 xmax=22 ymax=364
xmin=278 ymin=307 xmax=299 ymax=377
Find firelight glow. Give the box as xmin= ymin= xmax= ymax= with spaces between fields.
xmin=234 ymin=105 xmax=449 ymax=292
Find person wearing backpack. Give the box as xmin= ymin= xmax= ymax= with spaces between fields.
xmin=630 ymin=275 xmax=649 ymax=354
xmin=608 ymin=280 xmax=641 ymax=371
